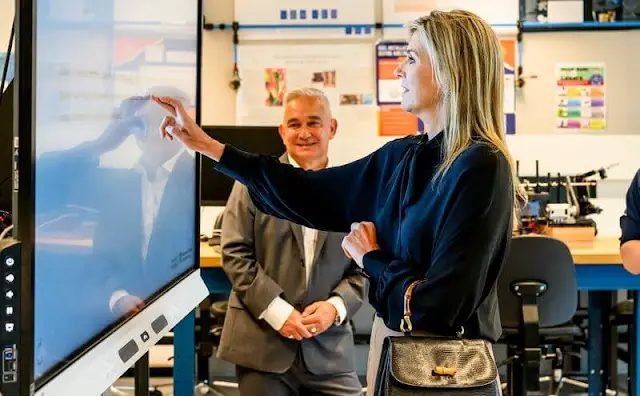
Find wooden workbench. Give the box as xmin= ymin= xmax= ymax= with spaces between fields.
xmin=200 ymin=242 xmax=222 ymax=267
xmin=566 ymin=237 xmax=622 ymax=265
xmin=200 ymin=236 xmax=623 ymax=268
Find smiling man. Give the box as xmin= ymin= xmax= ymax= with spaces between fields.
xmin=217 ymin=87 xmax=367 ymax=395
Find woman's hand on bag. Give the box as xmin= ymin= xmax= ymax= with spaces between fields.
xmin=341 ymin=221 xmax=380 ymax=268
xmin=151 ymin=95 xmax=225 ymax=161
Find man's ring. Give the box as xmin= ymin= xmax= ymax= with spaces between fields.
xmin=288 ymin=335 xmax=294 ymax=339
xmin=311 ymin=327 xmax=317 ymax=333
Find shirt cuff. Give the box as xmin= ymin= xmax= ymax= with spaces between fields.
xmin=109 ymin=290 xmax=130 ymax=313
xmin=327 ymin=296 xmax=348 ymax=325
xmin=362 ymin=249 xmax=393 ymax=281
xmin=258 ymin=296 xmax=294 ymax=331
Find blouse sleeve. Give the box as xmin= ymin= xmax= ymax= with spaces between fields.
xmin=620 ymin=169 xmax=640 ymax=245
xmin=362 ymin=145 xmax=513 ymax=333
xmin=213 ymin=138 xmax=409 ymax=233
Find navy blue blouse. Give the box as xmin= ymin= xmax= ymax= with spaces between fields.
xmin=214 ymin=132 xmax=514 ymax=342
xmin=621 ymin=169 xmax=640 ymax=245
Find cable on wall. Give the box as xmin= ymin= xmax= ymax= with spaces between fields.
xmin=230 ymin=22 xmax=241 ymax=91
xmin=202 ymin=18 xmax=242 ymax=91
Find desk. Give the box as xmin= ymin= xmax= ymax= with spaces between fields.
xmin=566 ymin=238 xmax=622 ymax=265
xmin=197 ymin=238 xmax=626 ymax=266
xmin=173 ymin=238 xmax=639 ymax=396
xmin=199 ymin=243 xmax=222 ymax=267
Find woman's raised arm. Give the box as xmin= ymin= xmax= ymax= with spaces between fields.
xmin=152 ymin=94 xmax=406 ymax=232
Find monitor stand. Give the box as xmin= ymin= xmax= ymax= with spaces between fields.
xmin=134 ymin=353 xmax=150 ymax=396
xmin=105 ymin=354 xmax=161 ymax=395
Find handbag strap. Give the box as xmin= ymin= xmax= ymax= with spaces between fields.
xmin=399 ymin=279 xmax=465 ymax=338
xmin=400 ymin=279 xmax=423 ymax=335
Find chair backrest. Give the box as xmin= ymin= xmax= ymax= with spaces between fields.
xmin=213 ymin=210 xmax=224 ymax=230
xmin=498 ymin=235 xmax=578 ymax=328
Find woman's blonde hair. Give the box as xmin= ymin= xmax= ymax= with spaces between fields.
xmin=407 ymin=9 xmax=526 ymax=210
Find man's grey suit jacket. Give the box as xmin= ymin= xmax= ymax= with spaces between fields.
xmin=216 ymin=154 xmax=369 ymax=375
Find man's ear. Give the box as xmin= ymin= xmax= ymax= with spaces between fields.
xmin=328 ymin=118 xmax=338 ymax=140
xmin=278 ymin=124 xmax=286 ymax=141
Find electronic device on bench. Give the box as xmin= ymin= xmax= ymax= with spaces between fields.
xmin=3 ymin=1 xmax=208 ymax=395
xmin=516 ymin=160 xmax=615 ymax=243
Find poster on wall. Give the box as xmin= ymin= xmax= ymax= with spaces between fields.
xmin=234 ymin=0 xmax=375 ymax=40
xmin=502 ymin=38 xmax=516 ymax=135
xmin=555 ymin=63 xmax=606 ymax=131
xmin=375 ymin=38 xmax=516 ymax=136
xmin=375 ymin=41 xmax=422 ymax=136
xmin=236 ymin=43 xmax=377 ymax=126
xmin=236 ymin=43 xmax=381 ymax=165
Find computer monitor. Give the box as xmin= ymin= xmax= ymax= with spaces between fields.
xmin=5 ymin=1 xmax=209 ymax=395
xmin=201 ymin=126 xmax=286 ymax=206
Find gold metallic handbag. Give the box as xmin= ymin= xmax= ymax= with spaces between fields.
xmin=374 ymin=280 xmax=501 ymax=395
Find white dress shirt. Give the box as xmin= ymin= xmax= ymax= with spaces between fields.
xmin=258 ymin=155 xmax=347 ymax=331
xmin=108 ymin=149 xmax=185 ymax=312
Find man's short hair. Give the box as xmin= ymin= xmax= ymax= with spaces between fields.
xmin=285 ymin=87 xmax=331 ymax=111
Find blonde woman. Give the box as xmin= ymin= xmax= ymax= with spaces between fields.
xmin=154 ymin=9 xmax=520 ymax=393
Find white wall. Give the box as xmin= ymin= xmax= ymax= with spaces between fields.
xmin=200 ymin=0 xmax=640 ymax=237
xmin=2 ymin=1 xmax=638 ymax=236
xmin=0 ymin=0 xmax=14 ymax=53
xmin=201 ymin=0 xmax=236 ymax=125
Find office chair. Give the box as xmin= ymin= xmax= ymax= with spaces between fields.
xmin=609 ymin=294 xmax=636 ymax=393
xmin=497 ymin=235 xmax=614 ymax=396
xmin=206 ymin=210 xmax=224 ymax=246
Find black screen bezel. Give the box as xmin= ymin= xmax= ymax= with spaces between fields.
xmin=14 ymin=0 xmax=203 ymax=391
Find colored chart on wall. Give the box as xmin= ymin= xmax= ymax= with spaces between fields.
xmin=234 ymin=0 xmax=375 ymax=40
xmin=381 ymin=0 xmax=519 ymax=26
xmin=555 ymin=63 xmax=606 ymax=131
xmin=375 ymin=38 xmax=516 ymax=136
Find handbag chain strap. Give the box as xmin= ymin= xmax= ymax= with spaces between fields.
xmin=399 ymin=279 xmax=465 ymax=338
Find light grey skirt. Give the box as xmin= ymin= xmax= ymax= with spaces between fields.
xmin=366 ymin=316 xmax=502 ymax=396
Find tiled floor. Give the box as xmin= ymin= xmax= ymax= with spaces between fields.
xmin=107 ymin=343 xmax=630 ymax=395
xmin=110 ymin=375 xmax=629 ymax=395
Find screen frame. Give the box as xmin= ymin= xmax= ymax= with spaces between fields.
xmin=13 ymin=0 xmax=204 ymax=392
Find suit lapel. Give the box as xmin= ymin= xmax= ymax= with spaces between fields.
xmin=278 ymin=153 xmax=306 ymax=257
xmin=145 ymin=152 xmax=189 ymax=266
xmin=289 ymin=222 xmax=305 ymax=258
xmin=312 ymin=231 xmax=328 ymax=266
